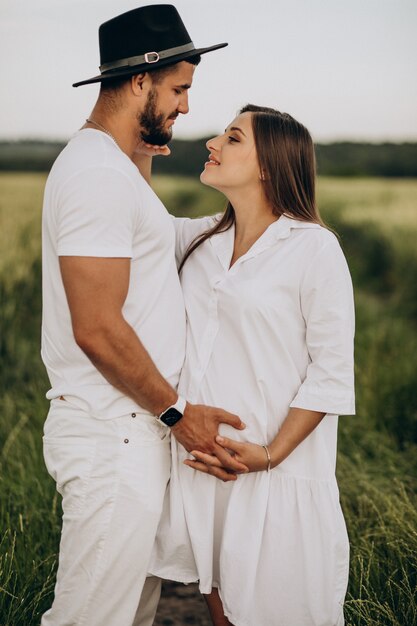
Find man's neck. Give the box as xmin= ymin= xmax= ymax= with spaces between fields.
xmin=84 ymin=107 xmax=137 ymax=158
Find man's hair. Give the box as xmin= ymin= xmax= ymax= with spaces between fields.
xmin=99 ymin=76 xmax=130 ymax=112
xmin=99 ymin=55 xmax=201 ymax=109
xmin=149 ymin=54 xmax=201 ymax=84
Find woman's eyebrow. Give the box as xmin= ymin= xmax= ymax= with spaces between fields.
xmin=225 ymin=126 xmax=246 ymax=136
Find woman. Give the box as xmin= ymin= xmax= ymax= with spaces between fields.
xmin=150 ymin=105 xmax=355 ymax=626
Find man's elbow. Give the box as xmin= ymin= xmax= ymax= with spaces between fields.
xmin=72 ymin=321 xmax=111 ymax=359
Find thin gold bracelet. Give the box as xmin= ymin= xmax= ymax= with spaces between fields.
xmin=262 ymin=445 xmax=271 ymax=472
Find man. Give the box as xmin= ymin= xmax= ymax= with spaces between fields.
xmin=41 ymin=5 xmax=246 ymax=625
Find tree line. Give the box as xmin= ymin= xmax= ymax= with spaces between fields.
xmin=1 ymin=139 xmax=416 ymax=177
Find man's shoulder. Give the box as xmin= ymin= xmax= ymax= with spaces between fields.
xmin=49 ymin=131 xmax=141 ymax=193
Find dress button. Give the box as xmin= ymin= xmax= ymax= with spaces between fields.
xmin=124 ymin=438 xmax=129 ymax=444
xmin=131 ymin=413 xmax=136 ymax=418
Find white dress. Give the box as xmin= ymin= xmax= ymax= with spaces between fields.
xmin=150 ymin=215 xmax=355 ymax=626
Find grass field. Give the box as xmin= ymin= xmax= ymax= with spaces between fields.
xmin=1 ymin=172 xmax=416 ymax=625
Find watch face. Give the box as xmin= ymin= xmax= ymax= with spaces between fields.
xmin=160 ymin=407 xmax=183 ymax=427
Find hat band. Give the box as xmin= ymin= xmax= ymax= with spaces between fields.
xmin=100 ymin=42 xmax=196 ymax=73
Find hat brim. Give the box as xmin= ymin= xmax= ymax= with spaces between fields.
xmin=73 ymin=42 xmax=227 ymax=87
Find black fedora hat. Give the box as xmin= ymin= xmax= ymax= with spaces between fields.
xmin=73 ymin=4 xmax=227 ymax=87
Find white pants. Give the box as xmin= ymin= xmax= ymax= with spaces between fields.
xmin=41 ymin=399 xmax=170 ymax=626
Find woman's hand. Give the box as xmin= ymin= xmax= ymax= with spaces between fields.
xmin=131 ymin=141 xmax=171 ymax=184
xmin=133 ymin=136 xmax=171 ymax=158
xmin=184 ymin=435 xmax=270 ymax=476
xmin=184 ymin=409 xmax=326 ymax=480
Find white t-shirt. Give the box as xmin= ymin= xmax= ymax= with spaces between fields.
xmin=41 ymin=129 xmax=186 ymax=418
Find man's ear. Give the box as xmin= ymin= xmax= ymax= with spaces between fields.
xmin=131 ymin=72 xmax=150 ymax=96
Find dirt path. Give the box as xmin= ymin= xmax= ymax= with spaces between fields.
xmin=154 ymin=581 xmax=212 ymax=625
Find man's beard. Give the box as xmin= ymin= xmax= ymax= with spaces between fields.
xmin=139 ymin=88 xmax=177 ymax=146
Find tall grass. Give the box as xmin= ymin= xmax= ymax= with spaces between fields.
xmin=0 ymin=173 xmax=416 ymax=625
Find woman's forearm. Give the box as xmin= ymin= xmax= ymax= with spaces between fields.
xmin=132 ymin=153 xmax=153 ymax=184
xmin=131 ymin=144 xmax=171 ymax=184
xmin=188 ymin=406 xmax=326 ymax=475
xmin=268 ymin=407 xmax=325 ymax=468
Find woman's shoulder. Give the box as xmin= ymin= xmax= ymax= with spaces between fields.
xmin=173 ymin=213 xmax=219 ymax=243
xmin=172 ymin=213 xmax=221 ymax=262
xmin=293 ymin=223 xmax=352 ymax=286
xmin=289 ymin=219 xmax=341 ymax=253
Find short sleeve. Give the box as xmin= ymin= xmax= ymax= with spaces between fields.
xmin=56 ymin=166 xmax=138 ymax=257
xmin=290 ymin=237 xmax=355 ymax=415
xmin=172 ymin=215 xmax=219 ymax=266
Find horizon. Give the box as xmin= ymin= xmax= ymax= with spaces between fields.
xmin=1 ymin=135 xmax=417 ymax=146
xmin=1 ymin=0 xmax=416 ymax=143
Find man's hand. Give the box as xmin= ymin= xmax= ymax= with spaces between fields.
xmin=171 ymin=403 xmax=248 ymax=480
xmin=185 ymin=436 xmax=270 ymax=476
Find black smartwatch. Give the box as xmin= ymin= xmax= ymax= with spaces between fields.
xmin=157 ymin=395 xmax=186 ymax=427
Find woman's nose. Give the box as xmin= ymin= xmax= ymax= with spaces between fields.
xmin=206 ymin=135 xmax=220 ymax=151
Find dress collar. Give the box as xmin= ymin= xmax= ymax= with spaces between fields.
xmin=209 ymin=214 xmax=322 ymax=270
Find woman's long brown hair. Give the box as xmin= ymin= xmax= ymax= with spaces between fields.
xmin=178 ymin=104 xmax=324 ymax=272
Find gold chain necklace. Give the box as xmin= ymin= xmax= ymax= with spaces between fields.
xmin=85 ymin=118 xmax=120 ymax=149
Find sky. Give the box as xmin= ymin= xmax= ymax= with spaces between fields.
xmin=1 ymin=0 xmax=417 ymax=142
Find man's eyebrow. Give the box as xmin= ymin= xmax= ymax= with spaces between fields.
xmin=226 ymin=126 xmax=246 ymax=136
xmin=177 ymin=83 xmax=191 ymax=89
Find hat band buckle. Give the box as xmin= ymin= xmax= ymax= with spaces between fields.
xmin=99 ymin=42 xmax=195 ymax=74
xmin=144 ymin=52 xmax=160 ymax=64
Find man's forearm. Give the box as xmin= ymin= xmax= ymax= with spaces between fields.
xmin=76 ymin=314 xmax=176 ymax=415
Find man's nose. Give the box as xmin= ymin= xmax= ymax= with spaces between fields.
xmin=178 ymin=92 xmax=189 ymax=114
